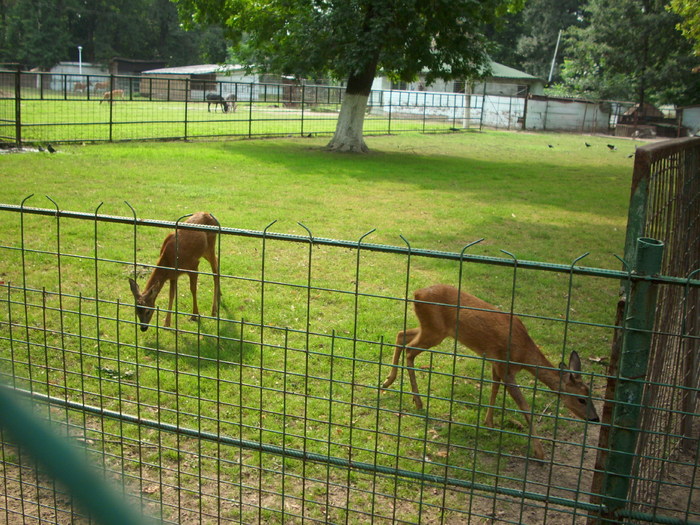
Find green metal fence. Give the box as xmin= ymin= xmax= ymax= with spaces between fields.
xmin=0 ymin=196 xmax=698 ymax=524
xmin=0 ymin=70 xmax=483 ymax=146
xmin=590 ymin=137 xmax=700 ymax=524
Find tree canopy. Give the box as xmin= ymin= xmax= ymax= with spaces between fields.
xmin=558 ymin=0 xmax=699 ymax=106
xmin=667 ymin=0 xmax=700 ymax=57
xmin=0 ymin=0 xmax=226 ymax=69
xmin=175 ymin=0 xmax=524 ymax=152
xmin=487 ymin=0 xmax=700 ymax=106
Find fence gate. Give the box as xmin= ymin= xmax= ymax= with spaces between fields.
xmin=590 ymin=137 xmax=700 ymax=523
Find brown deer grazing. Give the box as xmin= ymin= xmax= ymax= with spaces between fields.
xmin=128 ymin=212 xmax=220 ymax=332
xmin=100 ymin=89 xmax=124 ymax=104
xmin=381 ymin=284 xmax=599 ymax=460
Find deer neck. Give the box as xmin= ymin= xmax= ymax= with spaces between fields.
xmin=520 ymin=346 xmax=565 ymax=393
xmin=143 ymin=267 xmax=168 ymax=300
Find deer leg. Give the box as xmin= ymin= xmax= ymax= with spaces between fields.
xmin=484 ymin=364 xmax=501 ymax=428
xmin=204 ymin=251 xmax=220 ymax=316
xmin=381 ymin=328 xmax=419 ymax=390
xmin=164 ymin=279 xmax=176 ymax=327
xmin=405 ymin=347 xmax=427 ymax=409
xmin=189 ymin=271 xmax=200 ymax=321
xmin=385 ymin=328 xmax=445 ymax=410
xmin=503 ymin=377 xmax=545 ymax=460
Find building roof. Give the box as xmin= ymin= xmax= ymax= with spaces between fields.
xmin=488 ymin=61 xmax=540 ymax=81
xmin=142 ymin=64 xmax=244 ymax=75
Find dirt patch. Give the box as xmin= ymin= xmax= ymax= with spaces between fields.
xmin=2 ymin=422 xmax=697 ymax=524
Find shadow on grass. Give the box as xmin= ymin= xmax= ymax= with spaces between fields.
xmin=137 ymin=299 xmax=259 ymax=368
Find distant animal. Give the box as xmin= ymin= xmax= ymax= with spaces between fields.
xmin=585 ymin=142 xmax=591 ymax=147
xmin=94 ymin=80 xmax=110 ymax=91
xmin=225 ymin=93 xmax=237 ymax=112
xmin=607 ymin=144 xmax=617 ymax=151
xmin=206 ymin=93 xmax=229 ymax=113
xmin=100 ymin=89 xmax=124 ymax=104
xmin=548 ymin=144 xmax=554 ymax=148
xmin=46 ymin=144 xmax=56 ymax=153
xmin=74 ymin=82 xmax=87 ymax=93
xmin=128 ymin=212 xmax=221 ymax=332
xmin=381 ymin=284 xmax=600 ymax=460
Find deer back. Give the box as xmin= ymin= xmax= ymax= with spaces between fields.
xmin=413 ymin=284 xmax=541 ymax=366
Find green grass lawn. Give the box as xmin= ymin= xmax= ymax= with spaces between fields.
xmin=0 ymin=130 xmax=642 ymax=522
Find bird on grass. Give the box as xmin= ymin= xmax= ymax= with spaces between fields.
xmin=47 ymin=144 xmax=56 ymax=153
xmin=607 ymin=144 xmax=617 ymax=151
xmin=585 ymin=142 xmax=591 ymax=147
xmin=548 ymin=144 xmax=554 ymax=148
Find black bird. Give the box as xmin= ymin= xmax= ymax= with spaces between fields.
xmin=37 ymin=145 xmax=45 ymax=152
xmin=449 ymin=127 xmax=461 ymax=132
xmin=585 ymin=142 xmax=591 ymax=147
xmin=548 ymin=144 xmax=554 ymax=148
xmin=627 ymin=153 xmax=634 ymax=158
xmin=47 ymin=144 xmax=56 ymax=153
xmin=607 ymin=144 xmax=617 ymax=151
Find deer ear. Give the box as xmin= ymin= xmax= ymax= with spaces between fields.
xmin=559 ymin=351 xmax=582 ymax=382
xmin=128 ymin=278 xmax=140 ymax=298
xmin=568 ymin=351 xmax=582 ymax=373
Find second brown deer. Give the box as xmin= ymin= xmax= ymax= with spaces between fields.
xmin=129 ymin=212 xmax=220 ymax=332
xmin=381 ymin=284 xmax=599 ymax=460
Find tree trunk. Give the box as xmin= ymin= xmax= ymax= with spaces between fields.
xmin=326 ymin=93 xmax=370 ymax=153
xmin=326 ymin=57 xmax=378 ymax=153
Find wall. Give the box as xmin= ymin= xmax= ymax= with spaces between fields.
xmin=681 ymin=106 xmax=700 ymax=136
xmin=525 ymin=96 xmax=610 ymax=133
xmin=48 ymin=62 xmax=108 ymax=91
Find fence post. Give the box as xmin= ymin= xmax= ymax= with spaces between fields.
xmin=598 ymin=236 xmax=664 ymax=522
xmin=184 ymin=78 xmax=189 ymax=141
xmin=108 ymin=74 xmax=115 ymax=142
xmin=300 ymin=84 xmax=305 ymax=137
xmin=248 ymin=82 xmax=254 ymax=138
xmin=14 ymin=65 xmax=22 ymax=146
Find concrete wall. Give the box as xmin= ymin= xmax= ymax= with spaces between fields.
xmin=525 ymin=97 xmax=610 ymax=133
xmin=681 ymin=106 xmax=700 ymax=136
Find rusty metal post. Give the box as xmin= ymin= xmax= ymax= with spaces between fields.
xmin=598 ymin=237 xmax=664 ymax=522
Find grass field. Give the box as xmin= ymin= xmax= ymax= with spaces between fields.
xmin=0 ymin=130 xmax=644 ymax=523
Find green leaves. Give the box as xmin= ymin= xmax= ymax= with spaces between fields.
xmin=174 ymin=0 xmax=523 ymax=83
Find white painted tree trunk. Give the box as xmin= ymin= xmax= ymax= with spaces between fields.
xmin=326 ymin=93 xmax=369 ymax=153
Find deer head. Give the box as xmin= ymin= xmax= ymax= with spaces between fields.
xmin=129 ymin=278 xmax=158 ymax=332
xmin=558 ymin=351 xmax=600 ymax=422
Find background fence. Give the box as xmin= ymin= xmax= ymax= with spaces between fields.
xmin=0 ymin=70 xmax=633 ymax=146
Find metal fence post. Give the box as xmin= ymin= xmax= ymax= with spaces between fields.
xmin=300 ymin=84 xmax=305 ymax=137
xmin=184 ymin=78 xmax=189 ymax=141
xmin=14 ymin=65 xmax=22 ymax=146
xmin=598 ymin=236 xmax=664 ymax=522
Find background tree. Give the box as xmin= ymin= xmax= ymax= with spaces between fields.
xmin=175 ymin=0 xmax=524 ymax=153
xmin=487 ymin=0 xmax=585 ymax=82
xmin=3 ymin=0 xmax=70 ymax=69
xmin=667 ymin=0 xmax=700 ymax=57
xmin=0 ymin=0 xmax=225 ymax=68
xmin=557 ymin=0 xmax=699 ymax=106
xmin=515 ymin=0 xmax=585 ymax=81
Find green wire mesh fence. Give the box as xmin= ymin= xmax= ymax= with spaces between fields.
xmin=0 ymin=200 xmax=697 ymax=525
